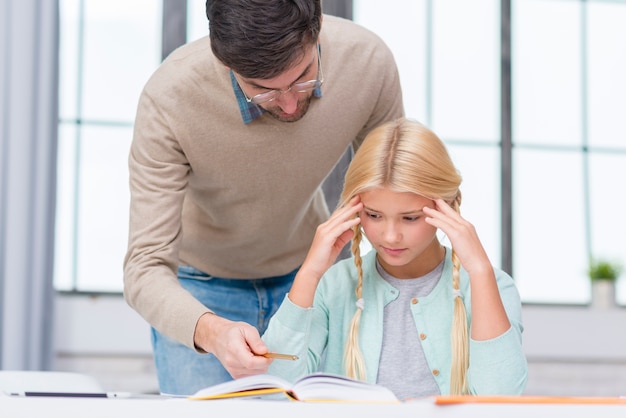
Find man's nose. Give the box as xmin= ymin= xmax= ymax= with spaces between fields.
xmin=274 ymin=89 xmax=299 ymax=114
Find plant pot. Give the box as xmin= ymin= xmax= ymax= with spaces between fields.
xmin=591 ymin=280 xmax=616 ymax=309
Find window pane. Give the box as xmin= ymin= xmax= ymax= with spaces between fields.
xmin=432 ymin=0 xmax=499 ymax=142
xmin=187 ymin=0 xmax=209 ymax=42
xmin=353 ymin=0 xmax=428 ymax=122
xmin=59 ymin=0 xmax=80 ymax=120
xmin=513 ymin=149 xmax=588 ymax=304
xmin=587 ymin=2 xmax=626 ymax=150
xmin=81 ymin=0 xmax=162 ymax=121
xmin=588 ymin=153 xmax=626 ymax=304
xmin=446 ymin=144 xmax=501 ymax=268
xmin=54 ymin=124 xmax=79 ymax=291
xmin=75 ymin=126 xmax=132 ymax=292
xmin=513 ymin=0 xmax=583 ymax=146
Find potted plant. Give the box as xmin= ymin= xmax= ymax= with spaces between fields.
xmin=588 ymin=258 xmax=622 ymax=309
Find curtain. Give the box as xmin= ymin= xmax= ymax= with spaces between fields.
xmin=0 ymin=0 xmax=59 ymax=370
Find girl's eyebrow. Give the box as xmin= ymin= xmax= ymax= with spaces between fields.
xmin=363 ymin=206 xmax=423 ymax=215
xmin=400 ymin=210 xmax=424 ymax=216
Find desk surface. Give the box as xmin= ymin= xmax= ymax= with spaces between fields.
xmin=3 ymin=394 xmax=626 ymax=418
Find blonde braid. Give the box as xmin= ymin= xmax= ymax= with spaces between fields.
xmin=449 ymin=195 xmax=469 ymax=395
xmin=344 ymin=226 xmax=367 ymax=381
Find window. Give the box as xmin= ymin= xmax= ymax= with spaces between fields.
xmin=55 ymin=0 xmax=162 ymax=292
xmin=55 ymin=0 xmax=626 ymax=305
xmin=512 ymin=0 xmax=626 ymax=303
xmin=353 ymin=0 xmax=626 ymax=304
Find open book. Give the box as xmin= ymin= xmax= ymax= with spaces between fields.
xmin=188 ymin=372 xmax=399 ymax=403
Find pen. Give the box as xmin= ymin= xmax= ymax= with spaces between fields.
xmin=261 ymin=352 xmax=299 ymax=360
xmin=9 ymin=391 xmax=133 ymax=398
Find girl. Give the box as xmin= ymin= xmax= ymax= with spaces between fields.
xmin=262 ymin=118 xmax=527 ymax=400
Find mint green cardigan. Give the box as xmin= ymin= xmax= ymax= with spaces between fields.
xmin=263 ymin=249 xmax=528 ymax=395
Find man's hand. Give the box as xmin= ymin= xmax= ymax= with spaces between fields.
xmin=194 ymin=312 xmax=272 ymax=379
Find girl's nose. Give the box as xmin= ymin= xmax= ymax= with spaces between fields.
xmin=383 ymin=221 xmax=402 ymax=242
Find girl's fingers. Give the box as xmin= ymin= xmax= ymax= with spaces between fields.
xmin=314 ymin=197 xmax=362 ymax=248
xmin=327 ymin=197 xmax=362 ymax=227
xmin=432 ymin=199 xmax=460 ymax=220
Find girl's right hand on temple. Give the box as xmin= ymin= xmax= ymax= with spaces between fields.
xmin=287 ymin=196 xmax=362 ymax=308
xmin=300 ymin=196 xmax=363 ymax=279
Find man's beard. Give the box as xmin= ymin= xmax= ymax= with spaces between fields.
xmin=263 ymin=95 xmax=313 ymax=123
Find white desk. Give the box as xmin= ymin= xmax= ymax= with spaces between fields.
xmin=3 ymin=394 xmax=626 ymax=418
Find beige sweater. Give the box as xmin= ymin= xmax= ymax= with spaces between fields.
xmin=123 ymin=15 xmax=404 ymax=348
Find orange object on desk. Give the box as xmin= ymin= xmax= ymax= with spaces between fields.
xmin=434 ymin=395 xmax=626 ymax=405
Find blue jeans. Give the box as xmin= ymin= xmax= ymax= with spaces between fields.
xmin=151 ymin=265 xmax=297 ymax=396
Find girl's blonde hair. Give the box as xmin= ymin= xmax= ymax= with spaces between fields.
xmin=339 ymin=117 xmax=468 ymax=394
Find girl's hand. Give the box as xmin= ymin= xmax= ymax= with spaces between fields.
xmin=287 ymin=196 xmax=362 ymax=308
xmin=300 ymin=195 xmax=363 ymax=279
xmin=423 ymin=199 xmax=492 ymax=276
xmin=424 ymin=199 xmax=510 ymax=340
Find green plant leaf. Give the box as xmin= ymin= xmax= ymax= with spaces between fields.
xmin=588 ymin=259 xmax=622 ymax=281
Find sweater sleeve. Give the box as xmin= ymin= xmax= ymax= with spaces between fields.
xmin=123 ymin=90 xmax=211 ymax=350
xmin=467 ymin=326 xmax=528 ymax=394
xmin=263 ymin=295 xmax=322 ymax=383
xmin=467 ymin=271 xmax=528 ymax=394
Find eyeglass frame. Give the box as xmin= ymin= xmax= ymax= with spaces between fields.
xmin=235 ymin=44 xmax=324 ymax=105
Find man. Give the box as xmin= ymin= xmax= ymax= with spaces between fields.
xmin=124 ymin=0 xmax=403 ymax=395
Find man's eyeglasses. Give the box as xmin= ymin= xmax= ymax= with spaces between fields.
xmin=237 ymin=45 xmax=324 ymax=105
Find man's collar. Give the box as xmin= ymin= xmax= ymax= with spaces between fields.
xmin=230 ymin=71 xmax=265 ymax=124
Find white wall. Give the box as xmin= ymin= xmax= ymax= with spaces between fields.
xmin=53 ymin=294 xmax=626 ymax=396
xmin=53 ymin=295 xmax=158 ymax=393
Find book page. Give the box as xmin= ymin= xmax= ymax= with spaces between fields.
xmin=189 ymin=374 xmax=292 ymax=400
xmin=291 ymin=373 xmax=399 ymax=403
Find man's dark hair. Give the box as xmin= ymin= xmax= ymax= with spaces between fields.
xmin=206 ymin=0 xmax=322 ymax=79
